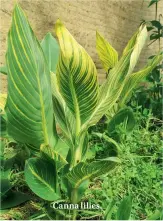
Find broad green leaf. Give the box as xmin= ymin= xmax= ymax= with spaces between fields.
xmin=0 ymin=113 xmax=7 ymax=137
xmin=0 ymin=66 xmax=8 ymax=75
xmin=150 ymin=20 xmax=162 ymax=30
xmin=116 ymin=195 xmax=132 ymax=220
xmin=54 ymin=138 xmax=70 ymax=159
xmin=41 ymin=33 xmax=59 ymax=73
xmin=0 ymin=191 xmax=31 ymax=210
xmin=40 ymin=143 xmax=68 ymax=171
xmin=51 ymin=73 xmax=75 ymax=141
xmin=65 ymin=157 xmax=119 ymax=188
xmin=81 ymin=132 xmax=89 ymax=160
xmin=0 ymin=179 xmax=12 ymax=199
xmin=107 ymin=107 xmax=135 ymax=135
xmin=75 ymin=180 xmax=89 ymax=202
xmin=0 ymin=139 xmax=5 ymax=158
xmin=55 ymin=19 xmax=99 ymax=132
xmin=25 ymin=157 xmax=60 ymax=201
xmin=0 ymin=94 xmax=7 ymax=111
xmin=119 ymin=53 xmax=163 ymax=105
xmin=148 ymin=0 xmax=160 ymax=7
xmin=5 ymin=4 xmax=57 ymax=148
xmin=96 ymin=31 xmax=118 ymax=72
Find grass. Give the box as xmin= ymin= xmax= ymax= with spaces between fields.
xmin=84 ymin=111 xmax=162 ymax=220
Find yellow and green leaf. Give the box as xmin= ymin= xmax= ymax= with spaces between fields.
xmin=96 ymin=31 xmax=118 ymax=72
xmin=55 ymin=20 xmax=99 ymax=134
xmin=5 ymin=4 xmax=57 ymax=148
xmin=51 ymin=72 xmax=75 ymax=142
xmin=25 ymin=157 xmax=60 ymax=201
xmin=119 ymin=53 xmax=163 ymax=106
xmin=127 ymin=25 xmax=148 ymax=75
xmin=81 ymin=25 xmax=149 ymax=131
xmin=65 ymin=157 xmax=119 ymax=188
xmin=40 ymin=143 xmax=68 ymax=171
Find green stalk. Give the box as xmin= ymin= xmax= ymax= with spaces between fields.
xmin=71 ymin=188 xmax=78 ymax=220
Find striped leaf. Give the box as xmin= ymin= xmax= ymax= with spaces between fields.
xmin=81 ymin=25 xmax=149 ymax=131
xmin=25 ymin=157 xmax=60 ymax=201
xmin=65 ymin=157 xmax=119 ymax=188
xmin=123 ymin=29 xmax=139 ymax=56
xmin=41 ymin=33 xmax=59 ymax=73
xmin=55 ymin=20 xmax=99 ymax=133
xmin=5 ymin=5 xmax=57 ymax=148
xmin=119 ymin=53 xmax=163 ymax=106
xmin=96 ymin=31 xmax=118 ymax=72
xmin=81 ymin=51 xmax=132 ymax=131
xmin=40 ymin=143 xmax=68 ymax=171
xmin=127 ymin=25 xmax=148 ymax=75
xmin=51 ymin=73 xmax=75 ymax=141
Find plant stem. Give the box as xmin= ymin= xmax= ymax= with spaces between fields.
xmin=155 ymin=2 xmax=158 ymax=20
xmin=71 ymin=188 xmax=78 ymax=220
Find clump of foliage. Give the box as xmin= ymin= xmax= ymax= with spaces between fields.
xmin=0 ymin=3 xmax=162 ymax=220
xmin=129 ymin=0 xmax=163 ymax=120
xmin=87 ymin=112 xmax=162 ymax=220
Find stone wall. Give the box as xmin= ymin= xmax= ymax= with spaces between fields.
xmin=0 ymin=0 xmax=163 ymax=92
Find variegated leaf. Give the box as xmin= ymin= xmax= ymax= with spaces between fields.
xmin=81 ymin=51 xmax=132 ymax=131
xmin=25 ymin=157 xmax=60 ymax=201
xmin=65 ymin=157 xmax=119 ymax=188
xmin=51 ymin=73 xmax=75 ymax=146
xmin=5 ymin=5 xmax=57 ymax=148
xmin=55 ymin=20 xmax=99 ymax=133
xmin=127 ymin=25 xmax=148 ymax=75
xmin=81 ymin=25 xmax=149 ymax=131
xmin=96 ymin=31 xmax=118 ymax=72
xmin=119 ymin=53 xmax=163 ymax=105
xmin=40 ymin=144 xmax=68 ymax=171
xmin=123 ymin=29 xmax=139 ymax=56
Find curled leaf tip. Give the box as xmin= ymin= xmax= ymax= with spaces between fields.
xmin=96 ymin=30 xmax=101 ymax=37
xmin=55 ymin=19 xmax=64 ymax=33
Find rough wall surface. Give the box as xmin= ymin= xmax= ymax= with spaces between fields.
xmin=0 ymin=0 xmax=163 ymax=92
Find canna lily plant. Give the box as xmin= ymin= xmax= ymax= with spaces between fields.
xmin=0 ymin=4 xmax=162 ymax=220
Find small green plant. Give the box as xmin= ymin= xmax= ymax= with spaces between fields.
xmin=129 ymin=0 xmax=163 ymax=120
xmin=0 ymin=4 xmax=162 ymax=220
xmin=104 ymin=195 xmax=133 ymax=220
xmin=0 ymin=138 xmax=30 ymax=210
